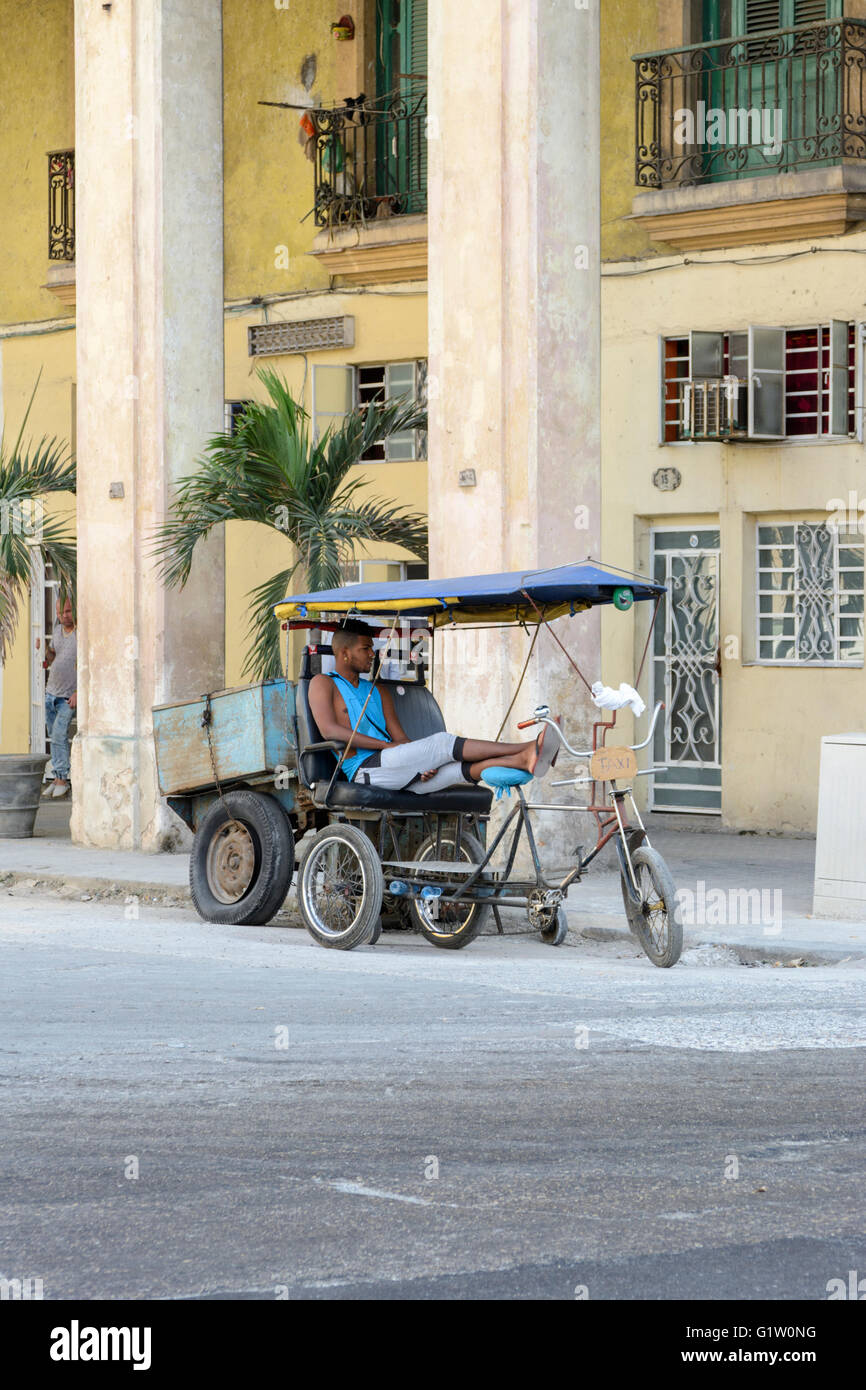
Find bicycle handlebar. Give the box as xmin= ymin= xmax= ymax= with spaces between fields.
xmin=518 ymin=701 xmax=665 ymax=758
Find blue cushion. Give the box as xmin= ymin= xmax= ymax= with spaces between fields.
xmin=480 ymin=766 xmax=533 ymax=790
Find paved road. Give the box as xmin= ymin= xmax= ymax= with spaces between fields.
xmin=0 ymin=895 xmax=863 ymax=1300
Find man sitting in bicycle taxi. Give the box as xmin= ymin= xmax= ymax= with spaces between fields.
xmin=308 ymin=621 xmax=561 ymax=795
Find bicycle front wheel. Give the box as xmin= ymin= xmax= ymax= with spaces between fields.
xmin=625 ymin=846 xmax=682 ymax=968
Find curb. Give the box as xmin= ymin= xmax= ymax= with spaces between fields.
xmin=3 ymin=869 xmax=863 ymax=965
xmin=577 ymin=922 xmax=866 ymax=966
xmin=0 ymin=870 xmax=191 ymax=909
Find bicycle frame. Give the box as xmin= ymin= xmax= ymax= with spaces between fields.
xmin=378 ymin=701 xmax=667 ymax=913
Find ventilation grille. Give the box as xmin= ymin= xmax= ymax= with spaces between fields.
xmin=248 ymin=316 xmax=355 ymax=357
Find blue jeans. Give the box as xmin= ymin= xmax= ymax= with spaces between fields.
xmin=45 ymin=693 xmax=74 ymax=781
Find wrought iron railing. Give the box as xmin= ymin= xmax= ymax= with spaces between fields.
xmin=311 ymin=89 xmax=427 ymax=228
xmin=634 ymin=18 xmax=866 ymax=189
xmin=48 ymin=149 xmax=75 ymax=260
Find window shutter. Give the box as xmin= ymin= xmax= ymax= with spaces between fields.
xmin=828 ymin=319 xmax=850 ymax=436
xmin=793 ymin=2 xmax=833 ymax=25
xmin=406 ymin=0 xmax=428 ymax=213
xmin=857 ymin=324 xmax=865 ymax=444
xmin=384 ymin=362 xmax=417 ymax=461
xmin=689 ymin=331 xmax=725 ymax=378
xmin=744 ymin=1 xmax=782 ymax=33
xmin=312 ymin=365 xmax=355 ymax=441
xmin=748 ymin=325 xmax=786 ymax=438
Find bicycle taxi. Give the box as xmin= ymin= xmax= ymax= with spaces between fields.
xmin=152 ymin=561 xmax=682 ymax=967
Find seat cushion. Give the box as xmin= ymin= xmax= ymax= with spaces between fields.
xmin=480 ymin=767 xmax=533 ymax=789
xmin=314 ymin=780 xmax=493 ymax=813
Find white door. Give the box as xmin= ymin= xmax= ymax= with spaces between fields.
xmin=29 ymin=558 xmax=61 ymax=757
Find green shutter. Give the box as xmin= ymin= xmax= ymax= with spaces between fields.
xmin=406 ymin=0 xmax=428 ymax=213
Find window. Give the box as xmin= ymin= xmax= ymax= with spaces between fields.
xmin=661 ymin=323 xmax=857 ymax=442
xmin=312 ymin=360 xmax=427 ymax=460
xmin=756 ymin=522 xmax=864 ymax=664
xmin=376 ymin=0 xmax=428 ymax=212
xmin=312 ymin=366 xmax=355 ymax=442
xmin=359 ymin=361 xmax=425 ymax=461
xmin=224 ymin=401 xmax=252 ymax=435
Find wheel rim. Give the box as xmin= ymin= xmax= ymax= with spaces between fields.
xmin=206 ymin=819 xmax=257 ymax=904
xmin=637 ymin=862 xmax=669 ymax=955
xmin=415 ymin=839 xmax=478 ymax=938
xmin=302 ymin=837 xmax=369 ymax=941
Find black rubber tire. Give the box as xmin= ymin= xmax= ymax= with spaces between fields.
xmin=540 ymin=904 xmax=569 ymax=946
xmin=408 ymin=829 xmax=491 ymax=950
xmin=190 ymin=790 xmax=295 ymax=926
xmin=618 ymin=827 xmax=647 ymax=938
xmin=297 ymin=822 xmax=383 ymax=950
xmin=626 ymin=846 xmax=683 ymax=968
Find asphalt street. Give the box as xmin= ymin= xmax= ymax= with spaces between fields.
xmin=1 ymin=893 xmax=864 ymax=1301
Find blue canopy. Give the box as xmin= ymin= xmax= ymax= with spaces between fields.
xmin=274 ymin=561 xmax=664 ymax=627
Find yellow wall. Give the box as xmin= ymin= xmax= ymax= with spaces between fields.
xmin=223 ymin=288 xmax=428 ymax=684
xmin=1 ymin=0 xmax=427 ymax=743
xmin=601 ymin=235 xmax=866 ymax=831
xmin=0 ymin=0 xmax=74 ymax=326
xmin=223 ymin=0 xmax=337 ymax=301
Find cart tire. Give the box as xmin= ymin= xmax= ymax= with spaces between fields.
xmin=625 ymin=846 xmax=682 ymax=968
xmin=190 ymin=790 xmax=294 ymax=926
xmin=408 ymin=829 xmax=491 ymax=950
xmin=540 ymin=904 xmax=569 ymax=946
xmin=618 ymin=827 xmax=647 ymax=938
xmin=298 ymin=823 xmax=383 ymax=950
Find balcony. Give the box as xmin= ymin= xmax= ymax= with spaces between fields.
xmin=46 ymin=149 xmax=75 ymax=306
xmin=632 ymin=18 xmax=866 ymax=249
xmin=307 ymin=91 xmax=428 ymax=285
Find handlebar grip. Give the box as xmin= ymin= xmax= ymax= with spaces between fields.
xmin=516 ymin=719 xmax=536 ymax=730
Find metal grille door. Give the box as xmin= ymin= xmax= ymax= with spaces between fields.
xmin=651 ymin=529 xmax=722 ymax=812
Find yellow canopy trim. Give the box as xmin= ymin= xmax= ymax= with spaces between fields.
xmin=273 ymin=599 xmax=590 ymax=626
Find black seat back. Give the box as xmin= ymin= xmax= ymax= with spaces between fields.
xmin=295 ymin=645 xmax=447 ymax=791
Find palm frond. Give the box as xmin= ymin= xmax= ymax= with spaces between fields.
xmin=0 ymin=404 xmax=76 ymax=661
xmin=154 ymin=370 xmax=429 ymax=680
xmin=242 ymin=565 xmax=302 ymax=681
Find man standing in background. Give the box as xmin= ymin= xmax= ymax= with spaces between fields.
xmin=43 ymin=594 xmax=77 ymax=799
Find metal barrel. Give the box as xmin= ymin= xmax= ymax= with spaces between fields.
xmin=0 ymin=755 xmax=50 ymax=838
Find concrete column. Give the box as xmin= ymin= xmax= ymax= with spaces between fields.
xmin=71 ymin=0 xmax=225 ymax=850
xmin=428 ymin=1 xmax=601 ymax=846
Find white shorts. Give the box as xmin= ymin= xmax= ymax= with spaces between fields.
xmin=352 ymin=730 xmax=472 ymax=794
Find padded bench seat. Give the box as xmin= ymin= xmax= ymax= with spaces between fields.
xmin=297 ymin=655 xmax=493 ymax=814
xmin=312 ymin=779 xmax=493 ymax=814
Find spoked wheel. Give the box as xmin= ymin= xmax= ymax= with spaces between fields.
xmin=408 ymin=829 xmax=491 ymax=950
xmin=528 ymin=891 xmax=569 ymax=946
xmin=618 ymin=826 xmax=647 ymax=939
xmin=621 ymin=845 xmax=682 ymax=968
xmin=298 ymin=823 xmax=383 ymax=950
xmin=190 ymin=790 xmax=294 ymax=925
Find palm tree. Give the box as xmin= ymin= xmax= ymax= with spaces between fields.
xmin=154 ymin=368 xmax=429 ymax=679
xmin=0 ymin=378 xmax=77 ymax=666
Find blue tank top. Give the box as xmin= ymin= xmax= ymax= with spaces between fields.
xmin=329 ymin=674 xmax=391 ymax=782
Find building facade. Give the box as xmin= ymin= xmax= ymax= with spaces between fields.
xmin=600 ymin=0 xmax=866 ymax=832
xmin=11 ymin=1 xmax=853 ymax=843
xmin=1 ymin=0 xmax=602 ymax=852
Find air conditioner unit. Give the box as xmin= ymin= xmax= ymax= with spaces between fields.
xmin=682 ymin=375 xmax=747 ymax=440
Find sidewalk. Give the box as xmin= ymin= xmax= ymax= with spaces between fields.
xmin=2 ymin=825 xmax=864 ymax=963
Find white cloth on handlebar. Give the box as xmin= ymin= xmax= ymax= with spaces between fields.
xmin=590 ymin=681 xmax=646 ymax=717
